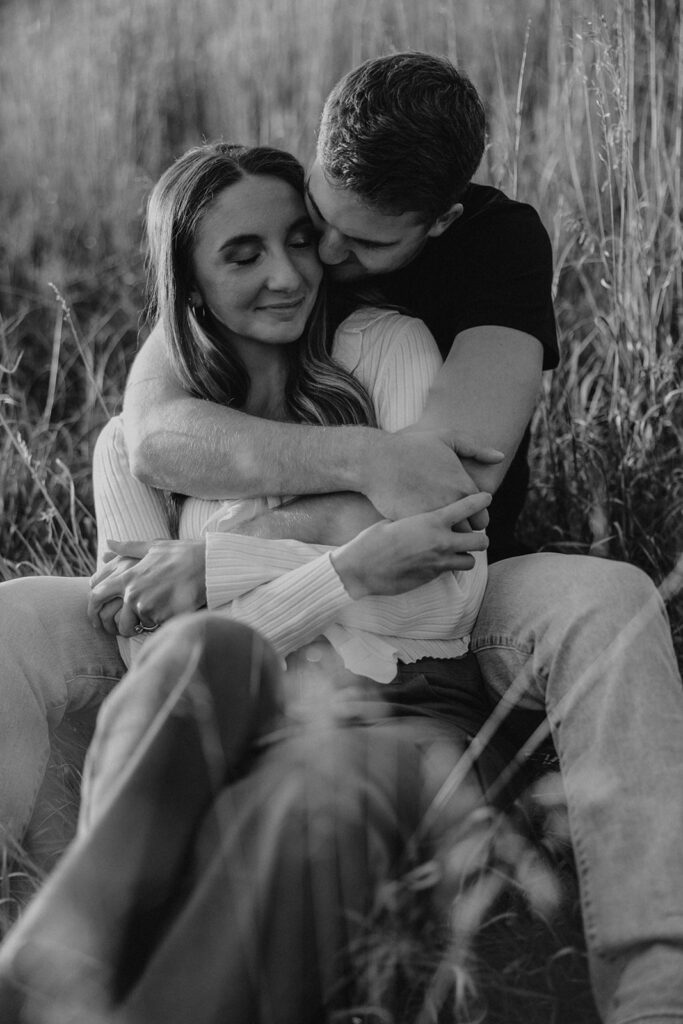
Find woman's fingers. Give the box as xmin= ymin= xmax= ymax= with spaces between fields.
xmin=107 ymin=539 xmax=156 ymax=560
xmin=116 ymin=599 xmax=147 ymax=638
xmin=93 ymin=597 xmax=124 ymax=635
xmin=435 ymin=491 xmax=492 ymax=528
xmin=91 ymin=554 xmax=139 ymax=590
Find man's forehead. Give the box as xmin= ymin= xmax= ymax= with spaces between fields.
xmin=306 ymin=159 xmax=421 ymax=242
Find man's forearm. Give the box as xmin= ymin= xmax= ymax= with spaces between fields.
xmin=122 ymin=321 xmax=536 ymax=520
xmin=125 ymin=401 xmax=381 ymax=499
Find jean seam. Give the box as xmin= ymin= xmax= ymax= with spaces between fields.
xmin=554 ymin=725 xmax=599 ymax=950
xmin=64 ymin=673 xmax=122 ymax=686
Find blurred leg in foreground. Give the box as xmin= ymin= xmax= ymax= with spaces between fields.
xmin=0 ymin=575 xmax=124 ymax=861
xmin=473 ymin=553 xmax=683 ymax=1024
xmin=0 ymin=613 xmax=496 ymax=1024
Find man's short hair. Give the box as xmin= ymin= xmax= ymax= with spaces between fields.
xmin=317 ymin=52 xmax=486 ymax=222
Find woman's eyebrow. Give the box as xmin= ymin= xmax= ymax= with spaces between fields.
xmin=218 ymin=216 xmax=313 ymax=254
xmin=288 ymin=214 xmax=316 ymax=233
xmin=218 ymin=233 xmax=260 ymax=254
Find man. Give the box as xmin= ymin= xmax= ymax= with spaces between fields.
xmin=7 ymin=54 xmax=682 ymax=1024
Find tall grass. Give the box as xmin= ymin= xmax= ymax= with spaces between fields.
xmin=0 ymin=0 xmax=680 ymax=1018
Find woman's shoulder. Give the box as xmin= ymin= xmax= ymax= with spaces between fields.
xmin=332 ymin=306 xmax=432 ymax=374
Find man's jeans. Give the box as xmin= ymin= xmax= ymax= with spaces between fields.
xmin=472 ymin=554 xmax=683 ymax=1024
xmin=1 ymin=554 xmax=682 ymax=1023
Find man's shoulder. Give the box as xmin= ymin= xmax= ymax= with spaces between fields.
xmin=426 ymin=182 xmax=552 ymax=279
xmin=453 ymin=183 xmax=547 ymax=238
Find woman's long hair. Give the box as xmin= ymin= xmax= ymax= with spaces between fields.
xmin=144 ymin=142 xmax=377 ymax=533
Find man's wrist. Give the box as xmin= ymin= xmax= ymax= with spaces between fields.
xmin=340 ymin=426 xmax=388 ymax=496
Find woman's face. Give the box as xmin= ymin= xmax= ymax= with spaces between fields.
xmin=190 ymin=174 xmax=322 ymax=350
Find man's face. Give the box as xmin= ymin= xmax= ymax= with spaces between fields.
xmin=305 ymin=159 xmax=433 ymax=282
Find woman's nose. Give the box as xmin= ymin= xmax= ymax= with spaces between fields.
xmin=317 ymin=227 xmax=349 ymax=266
xmin=266 ymin=252 xmax=303 ymax=291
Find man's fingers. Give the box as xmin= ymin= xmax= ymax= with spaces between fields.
xmin=449 ymin=439 xmax=504 ymax=464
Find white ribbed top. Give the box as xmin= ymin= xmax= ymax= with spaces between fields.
xmin=93 ymin=308 xmax=487 ymax=682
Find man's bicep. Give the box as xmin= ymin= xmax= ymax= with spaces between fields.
xmin=122 ymin=324 xmax=184 ymax=450
xmin=417 ymin=325 xmax=543 ymax=492
xmin=121 ymin=324 xmax=244 ymax=495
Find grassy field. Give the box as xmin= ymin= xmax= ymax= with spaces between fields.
xmin=0 ymin=0 xmax=681 ymax=1019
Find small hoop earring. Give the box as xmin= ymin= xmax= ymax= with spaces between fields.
xmin=190 ymin=302 xmax=206 ymax=322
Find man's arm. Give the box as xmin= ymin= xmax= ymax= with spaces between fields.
xmin=123 ymin=323 xmax=373 ymax=498
xmin=414 ymin=324 xmax=544 ymax=494
xmin=123 ymin=322 xmax=501 ymax=523
xmin=235 ymin=324 xmax=543 ymax=543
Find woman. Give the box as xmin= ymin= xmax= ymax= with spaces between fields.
xmin=0 ymin=143 xmax=505 ymax=1023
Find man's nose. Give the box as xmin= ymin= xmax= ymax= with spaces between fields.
xmin=318 ymin=227 xmax=349 ymax=265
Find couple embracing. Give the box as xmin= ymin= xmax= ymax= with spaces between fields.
xmin=1 ymin=52 xmax=682 ymax=1024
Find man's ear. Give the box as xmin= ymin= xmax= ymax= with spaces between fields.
xmin=427 ymin=202 xmax=464 ymax=238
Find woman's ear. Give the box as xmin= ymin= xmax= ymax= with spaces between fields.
xmin=427 ymin=202 xmax=464 ymax=238
xmin=189 ymin=287 xmax=203 ymax=311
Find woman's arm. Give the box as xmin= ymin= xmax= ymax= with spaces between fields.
xmin=93 ymin=416 xmax=170 ymax=567
xmin=94 ymin=316 xmax=488 ymax=657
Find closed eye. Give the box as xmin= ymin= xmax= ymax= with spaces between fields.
xmin=229 ymin=253 xmax=260 ymax=266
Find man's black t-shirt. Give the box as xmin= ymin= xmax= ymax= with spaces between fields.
xmin=344 ymin=184 xmax=559 ymax=561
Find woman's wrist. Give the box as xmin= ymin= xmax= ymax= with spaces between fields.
xmin=330 ymin=542 xmax=369 ymax=600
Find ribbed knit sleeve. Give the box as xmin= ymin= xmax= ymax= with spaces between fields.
xmin=206 ymin=533 xmax=351 ymax=657
xmin=369 ymin=317 xmax=443 ymax=432
xmin=92 ymin=417 xmax=170 ymax=568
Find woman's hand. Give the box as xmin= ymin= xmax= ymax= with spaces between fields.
xmin=88 ymin=538 xmax=207 ymax=636
xmin=330 ymin=491 xmax=491 ymax=599
xmin=363 ymin=429 xmax=503 ymax=526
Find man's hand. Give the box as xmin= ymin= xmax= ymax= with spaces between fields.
xmin=89 ymin=539 xmax=206 ymax=636
xmin=362 ymin=429 xmax=503 ymax=527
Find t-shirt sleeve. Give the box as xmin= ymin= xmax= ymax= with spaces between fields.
xmin=449 ymin=202 xmax=558 ymax=369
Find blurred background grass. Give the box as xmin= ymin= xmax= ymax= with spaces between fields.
xmin=0 ymin=0 xmax=681 ymax=1018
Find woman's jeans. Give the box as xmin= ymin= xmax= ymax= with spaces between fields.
xmin=1 ymin=554 xmax=683 ymax=1023
xmin=0 ymin=576 xmax=125 ymax=843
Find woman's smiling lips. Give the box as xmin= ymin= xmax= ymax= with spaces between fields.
xmin=257 ymin=297 xmax=307 ymax=316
